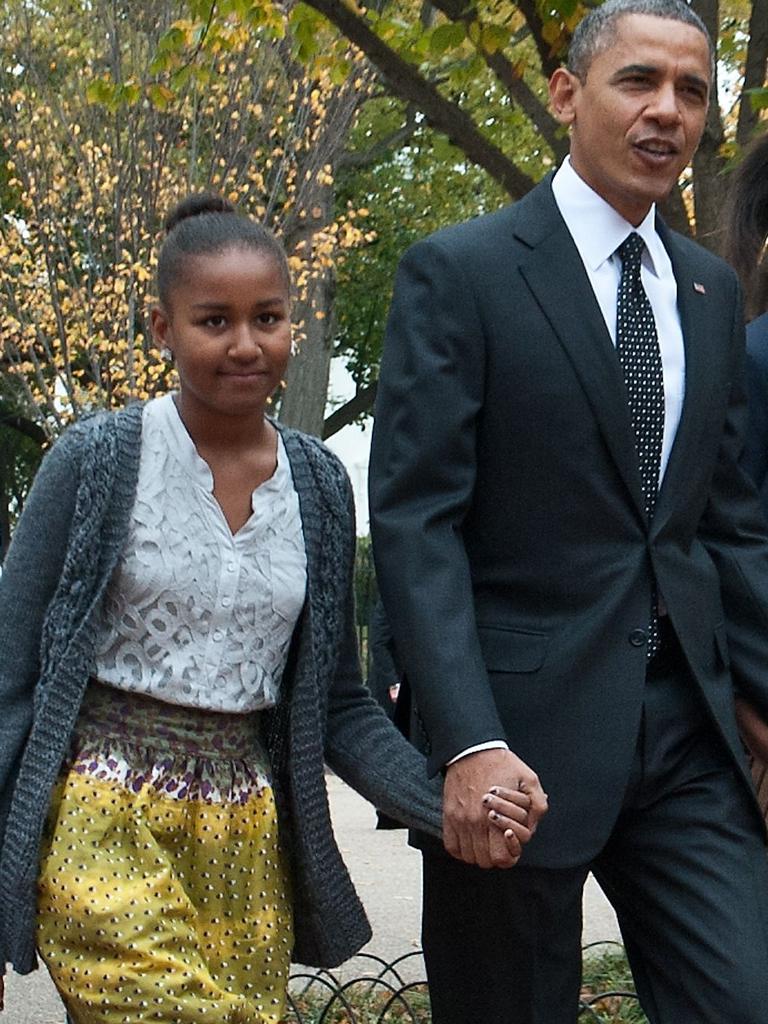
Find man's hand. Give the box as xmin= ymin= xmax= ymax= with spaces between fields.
xmin=443 ymin=748 xmax=548 ymax=868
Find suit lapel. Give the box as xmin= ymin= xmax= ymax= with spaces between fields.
xmin=651 ymin=224 xmax=719 ymax=535
xmin=515 ymin=181 xmax=647 ymax=521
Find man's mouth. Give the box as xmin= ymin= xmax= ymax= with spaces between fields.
xmin=633 ymin=139 xmax=679 ymax=159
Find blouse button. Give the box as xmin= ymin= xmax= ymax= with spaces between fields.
xmin=213 ymin=630 xmax=223 ymax=642
xmin=221 ymin=597 xmax=232 ymax=608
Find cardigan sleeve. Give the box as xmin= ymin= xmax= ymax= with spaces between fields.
xmin=0 ymin=433 xmax=80 ymax=834
xmin=322 ymin=471 xmax=442 ymax=837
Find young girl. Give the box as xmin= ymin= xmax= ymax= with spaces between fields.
xmin=0 ymin=195 xmax=525 ymax=1023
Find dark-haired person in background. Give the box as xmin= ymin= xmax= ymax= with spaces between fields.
xmin=0 ymin=194 xmax=525 ymax=1023
xmin=370 ymin=0 xmax=768 ymax=1020
xmin=723 ymin=132 xmax=768 ymax=804
xmin=725 ymin=133 xmax=768 ymax=508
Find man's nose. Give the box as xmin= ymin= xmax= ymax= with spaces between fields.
xmin=646 ymin=83 xmax=683 ymax=124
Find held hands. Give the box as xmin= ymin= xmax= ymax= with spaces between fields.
xmin=443 ymin=748 xmax=548 ymax=869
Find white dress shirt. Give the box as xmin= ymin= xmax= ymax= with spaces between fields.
xmin=453 ymin=159 xmax=686 ymax=765
xmin=552 ymin=156 xmax=686 ymax=484
xmin=93 ymin=393 xmax=307 ymax=712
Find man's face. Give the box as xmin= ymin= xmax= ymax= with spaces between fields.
xmin=549 ymin=13 xmax=711 ymax=225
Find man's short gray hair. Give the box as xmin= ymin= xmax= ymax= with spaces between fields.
xmin=567 ymin=0 xmax=714 ymax=81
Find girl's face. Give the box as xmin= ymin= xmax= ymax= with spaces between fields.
xmin=151 ymin=245 xmax=291 ymax=422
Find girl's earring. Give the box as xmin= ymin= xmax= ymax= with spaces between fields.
xmin=160 ymin=347 xmax=174 ymax=362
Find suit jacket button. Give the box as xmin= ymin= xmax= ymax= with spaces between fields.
xmin=629 ymin=629 xmax=647 ymax=647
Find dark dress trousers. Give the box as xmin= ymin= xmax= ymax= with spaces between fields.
xmin=369 ymin=177 xmax=768 ymax=1023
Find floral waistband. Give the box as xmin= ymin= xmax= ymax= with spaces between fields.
xmin=78 ymin=679 xmax=264 ymax=761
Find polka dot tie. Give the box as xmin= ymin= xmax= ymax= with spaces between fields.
xmin=616 ymin=232 xmax=663 ymax=657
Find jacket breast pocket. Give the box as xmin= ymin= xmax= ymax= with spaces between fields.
xmin=477 ymin=624 xmax=548 ymax=674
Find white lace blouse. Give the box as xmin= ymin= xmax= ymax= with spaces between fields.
xmin=92 ymin=394 xmax=307 ymax=712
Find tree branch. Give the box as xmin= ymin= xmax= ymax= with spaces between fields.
xmin=0 ymin=411 xmax=47 ymax=447
xmin=515 ymin=0 xmax=562 ymax=79
xmin=323 ymin=381 xmax=377 ymax=438
xmin=338 ymin=106 xmax=420 ymax=169
xmin=302 ymin=0 xmax=536 ymax=198
xmin=429 ymin=0 xmax=568 ymax=160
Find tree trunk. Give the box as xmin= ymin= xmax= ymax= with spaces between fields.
xmin=690 ymin=0 xmax=726 ymax=251
xmin=279 ymin=270 xmax=335 ymax=436
xmin=279 ymin=184 xmax=336 ymax=437
xmin=737 ymin=0 xmax=768 ymax=146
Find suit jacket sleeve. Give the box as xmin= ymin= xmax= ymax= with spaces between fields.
xmin=369 ymin=236 xmax=507 ymax=776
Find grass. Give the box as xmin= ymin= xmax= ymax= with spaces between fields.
xmin=580 ymin=945 xmax=649 ymax=1023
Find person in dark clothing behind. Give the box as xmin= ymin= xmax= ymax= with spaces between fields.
xmin=366 ymin=597 xmax=402 ymax=716
xmin=724 ymin=132 xmax=768 ymax=809
xmin=725 ymin=132 xmax=768 ymax=511
xmin=366 ymin=597 xmax=410 ymax=828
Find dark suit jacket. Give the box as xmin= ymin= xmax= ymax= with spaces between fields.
xmin=370 ymin=175 xmax=768 ymax=870
xmin=741 ymin=312 xmax=768 ymax=515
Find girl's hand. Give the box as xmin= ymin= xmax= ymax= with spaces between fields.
xmin=483 ymin=784 xmax=544 ymax=864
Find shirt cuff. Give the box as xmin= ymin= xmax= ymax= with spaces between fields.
xmin=446 ymin=740 xmax=510 ymax=765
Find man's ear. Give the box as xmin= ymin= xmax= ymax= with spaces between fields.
xmin=549 ymin=67 xmax=580 ymax=126
xmin=150 ymin=305 xmax=172 ymax=353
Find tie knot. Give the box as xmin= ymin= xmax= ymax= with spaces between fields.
xmin=618 ymin=232 xmax=645 ymax=270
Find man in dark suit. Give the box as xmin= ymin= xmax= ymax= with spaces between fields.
xmin=369 ymin=0 xmax=768 ymax=1020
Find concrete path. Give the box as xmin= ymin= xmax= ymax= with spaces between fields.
xmin=2 ymin=776 xmax=620 ymax=1021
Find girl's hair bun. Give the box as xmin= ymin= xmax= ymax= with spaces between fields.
xmin=164 ymin=193 xmax=237 ymax=234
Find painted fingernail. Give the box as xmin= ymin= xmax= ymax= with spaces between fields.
xmin=489 ymin=786 xmax=499 ymax=795
xmin=482 ymin=794 xmax=491 ymax=804
xmin=489 ymin=810 xmax=498 ymax=820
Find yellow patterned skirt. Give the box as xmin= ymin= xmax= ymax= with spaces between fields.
xmin=36 ymin=682 xmax=293 ymax=1024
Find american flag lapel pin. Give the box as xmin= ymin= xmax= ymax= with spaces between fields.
xmin=693 ymin=281 xmax=706 ymax=295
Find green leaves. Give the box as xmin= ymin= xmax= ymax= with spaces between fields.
xmin=429 ymin=22 xmax=466 ymax=56
xmin=85 ymin=77 xmax=141 ymax=111
xmin=747 ymin=87 xmax=768 ymax=111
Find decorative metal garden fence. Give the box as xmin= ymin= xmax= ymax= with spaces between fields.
xmin=286 ymin=944 xmax=646 ymax=1023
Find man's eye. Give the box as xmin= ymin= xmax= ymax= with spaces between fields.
xmin=204 ymin=315 xmax=226 ymax=328
xmin=681 ymin=85 xmax=707 ymax=102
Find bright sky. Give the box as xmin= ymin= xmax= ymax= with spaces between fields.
xmin=324 ymin=358 xmax=372 ymax=535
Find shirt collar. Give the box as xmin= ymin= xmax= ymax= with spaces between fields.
xmin=153 ymin=392 xmax=288 ymax=497
xmin=551 ymin=156 xmax=667 ymax=279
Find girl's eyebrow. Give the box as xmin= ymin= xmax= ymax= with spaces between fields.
xmin=190 ymin=297 xmax=287 ymax=310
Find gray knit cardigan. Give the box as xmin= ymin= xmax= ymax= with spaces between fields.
xmin=0 ymin=403 xmax=442 ymax=976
